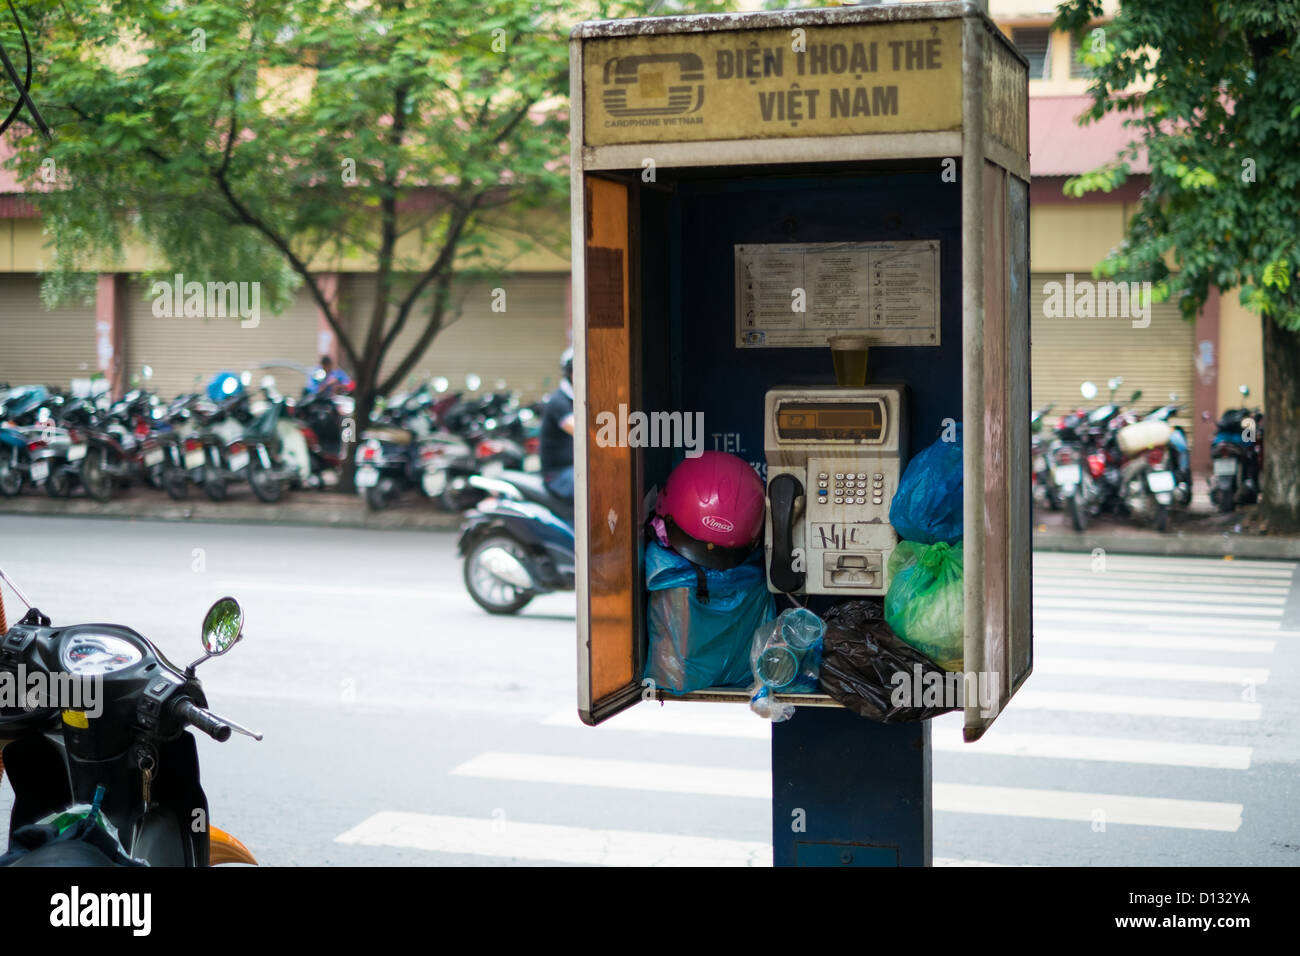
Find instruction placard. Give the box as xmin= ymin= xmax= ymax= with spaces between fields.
xmin=735 ymin=240 xmax=940 ymax=348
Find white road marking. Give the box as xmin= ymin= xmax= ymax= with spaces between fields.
xmin=335 ymin=811 xmax=769 ymax=866
xmin=1032 ymin=611 xmax=1295 ymax=634
xmin=933 ymin=728 xmax=1252 ymax=770
xmin=449 ymin=753 xmax=1244 ymax=831
xmin=932 ymin=783 xmax=1243 ymax=832
xmin=1033 ymin=631 xmax=1276 ymax=654
xmin=1009 ymin=690 xmax=1261 ymax=720
xmin=1033 ymin=579 xmax=1290 ymax=599
xmin=1033 ymin=658 xmax=1269 ymax=684
xmin=543 ymin=707 xmax=768 ymax=739
xmin=333 ymin=811 xmax=1023 ymax=867
xmin=547 ymin=709 xmax=1251 ymax=769
xmin=1034 ymin=597 xmax=1283 ymax=617
xmin=452 ymin=752 xmax=769 ymax=797
xmin=1033 ymin=557 xmax=1297 ymax=575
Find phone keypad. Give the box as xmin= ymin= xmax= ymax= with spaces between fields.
xmin=825 ymin=471 xmax=887 ymax=506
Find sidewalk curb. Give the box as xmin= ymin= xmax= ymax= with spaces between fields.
xmin=0 ymin=496 xmax=464 ymax=532
xmin=3 ymin=499 xmax=1297 ymax=557
xmin=1033 ymin=530 xmax=1299 ymax=560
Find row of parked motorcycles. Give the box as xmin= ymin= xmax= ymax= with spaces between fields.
xmin=0 ymin=367 xmax=542 ymax=512
xmin=1031 ymin=377 xmax=1264 ymax=532
xmin=353 ymin=373 xmax=541 ymax=513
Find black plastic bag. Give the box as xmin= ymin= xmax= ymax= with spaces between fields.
xmin=818 ymin=599 xmax=958 ymax=723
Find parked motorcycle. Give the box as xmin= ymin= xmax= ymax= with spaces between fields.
xmin=1030 ymin=403 xmax=1057 ymax=510
xmin=1049 ymin=379 xmax=1130 ymax=532
xmin=459 ymin=471 xmax=575 ymax=615
xmin=1207 ymin=384 xmax=1263 ymax=513
xmin=0 ymin=568 xmax=261 ymax=866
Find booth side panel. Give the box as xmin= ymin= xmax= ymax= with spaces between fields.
xmin=1007 ymin=173 xmax=1033 ymax=691
xmin=582 ymin=175 xmax=641 ymax=719
xmin=981 ymin=160 xmax=1011 ymax=719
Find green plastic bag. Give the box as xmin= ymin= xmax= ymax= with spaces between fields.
xmin=884 ymin=540 xmax=964 ymax=671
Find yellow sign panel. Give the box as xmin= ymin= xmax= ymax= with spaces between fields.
xmin=583 ymin=19 xmax=963 ymax=146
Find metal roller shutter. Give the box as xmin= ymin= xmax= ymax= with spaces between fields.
xmin=342 ymin=273 xmax=569 ymax=401
xmin=1030 ymin=272 xmax=1196 ymax=446
xmin=0 ymin=275 xmax=98 ymax=389
xmin=125 ymin=279 xmax=320 ymax=400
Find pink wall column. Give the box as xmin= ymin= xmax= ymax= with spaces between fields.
xmin=95 ymin=273 xmax=127 ymax=397
xmin=1192 ymin=288 xmax=1221 ymax=478
xmin=314 ymin=273 xmax=342 ymax=365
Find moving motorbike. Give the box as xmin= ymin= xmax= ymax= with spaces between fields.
xmin=1207 ymin=384 xmax=1263 ymax=513
xmin=458 ymin=471 xmax=575 ymax=614
xmin=0 ymin=569 xmax=261 ymax=866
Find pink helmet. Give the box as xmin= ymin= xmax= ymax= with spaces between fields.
xmin=656 ymin=451 xmax=765 ymax=570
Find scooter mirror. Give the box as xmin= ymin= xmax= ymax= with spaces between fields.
xmin=466 ymin=373 xmax=481 ymax=391
xmin=1108 ymin=376 xmax=1123 ymax=391
xmin=433 ymin=377 xmax=449 ymax=393
xmin=1239 ymin=384 xmax=1250 ymax=398
xmin=201 ymin=597 xmax=244 ymax=656
xmin=1080 ymin=381 xmax=1098 ymax=400
xmin=142 ymin=365 xmax=153 ymax=381
xmin=239 ymin=370 xmax=252 ymax=387
xmin=1129 ymin=389 xmax=1142 ymax=403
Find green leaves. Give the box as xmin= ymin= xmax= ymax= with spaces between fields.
xmin=1054 ymin=0 xmax=1300 ymax=331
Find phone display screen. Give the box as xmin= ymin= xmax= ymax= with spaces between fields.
xmin=775 ymin=401 xmax=886 ymax=442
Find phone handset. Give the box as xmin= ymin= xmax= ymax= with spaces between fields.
xmin=767 ymin=473 xmax=805 ymax=594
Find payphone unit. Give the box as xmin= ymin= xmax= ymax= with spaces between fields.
xmin=765 ymin=385 xmax=907 ymax=596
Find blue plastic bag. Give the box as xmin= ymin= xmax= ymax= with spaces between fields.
xmin=889 ymin=424 xmax=963 ymax=544
xmin=644 ymin=541 xmax=776 ymax=696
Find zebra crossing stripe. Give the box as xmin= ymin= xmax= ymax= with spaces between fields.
xmin=450 ymin=753 xmax=1244 ymax=831
xmin=333 ymin=811 xmax=1025 ymax=867
xmin=1033 ymin=658 xmax=1269 ymax=684
xmin=1033 ymin=631 xmax=1276 ymax=653
xmin=335 ymin=811 xmax=769 ymax=866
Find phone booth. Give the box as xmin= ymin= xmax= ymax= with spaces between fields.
xmin=570 ymin=1 xmax=1031 ymax=865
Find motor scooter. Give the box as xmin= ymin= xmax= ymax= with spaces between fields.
xmin=0 ymin=568 xmax=261 ymax=866
xmin=458 ymin=471 xmax=575 ymax=615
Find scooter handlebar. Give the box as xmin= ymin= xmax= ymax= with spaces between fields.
xmin=173 ymin=698 xmax=232 ymax=742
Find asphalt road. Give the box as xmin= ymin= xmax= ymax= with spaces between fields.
xmin=0 ymin=514 xmax=1296 ymax=866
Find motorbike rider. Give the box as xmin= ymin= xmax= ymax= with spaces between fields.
xmin=540 ymin=348 xmax=575 ymax=500
xmin=307 ymin=355 xmax=353 ymax=398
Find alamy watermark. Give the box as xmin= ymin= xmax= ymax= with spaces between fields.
xmin=890 ymin=665 xmax=998 ymax=717
xmin=1042 ymin=274 xmax=1152 ymax=329
xmin=150 ymin=273 xmax=261 ymax=328
xmin=594 ymin=405 xmax=705 ymax=458
xmin=0 ymin=666 xmax=102 ymax=718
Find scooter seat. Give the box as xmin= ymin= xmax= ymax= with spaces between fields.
xmin=365 ymin=426 xmax=414 ymax=446
xmin=493 ymin=470 xmax=574 ymax=524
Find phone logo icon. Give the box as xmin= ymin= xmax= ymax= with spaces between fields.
xmin=602 ymin=53 xmax=705 ymax=118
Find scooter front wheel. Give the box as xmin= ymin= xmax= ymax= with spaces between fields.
xmin=464 ymin=533 xmax=535 ymax=615
xmin=248 ymin=458 xmax=285 ymax=503
xmin=44 ymin=468 xmax=72 ymax=499
xmin=0 ymin=457 xmax=23 ymax=497
xmin=162 ymin=465 xmax=189 ymax=500
xmin=1066 ymin=486 xmax=1088 ymax=532
xmin=81 ymin=446 xmax=115 ymax=503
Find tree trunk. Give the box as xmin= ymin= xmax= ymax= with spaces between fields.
xmin=341 ymin=386 xmax=378 ymax=495
xmin=1260 ymin=317 xmax=1300 ymax=532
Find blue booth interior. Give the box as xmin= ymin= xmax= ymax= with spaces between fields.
xmin=634 ymin=159 xmax=964 ymax=630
